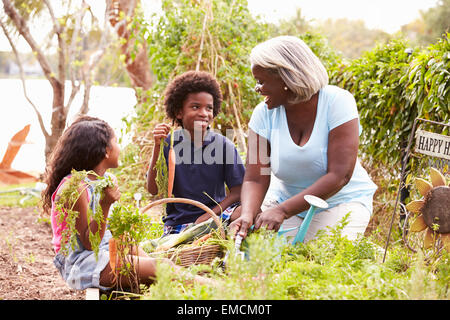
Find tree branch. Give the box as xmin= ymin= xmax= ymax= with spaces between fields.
xmin=0 ymin=19 xmax=49 ymax=139
xmin=64 ymin=0 xmax=87 ymax=115
xmin=2 ymin=0 xmax=60 ymax=89
xmin=43 ymin=0 xmax=66 ymax=86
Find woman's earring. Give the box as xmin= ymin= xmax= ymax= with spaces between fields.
xmin=284 ymin=86 xmax=288 ymax=91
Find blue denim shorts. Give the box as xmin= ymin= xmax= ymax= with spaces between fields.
xmin=53 ymin=230 xmax=112 ymax=291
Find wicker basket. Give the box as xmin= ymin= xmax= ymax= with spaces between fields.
xmin=140 ymin=197 xmax=226 ymax=267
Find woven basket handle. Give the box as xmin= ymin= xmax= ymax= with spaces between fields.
xmin=140 ymin=197 xmax=225 ymax=239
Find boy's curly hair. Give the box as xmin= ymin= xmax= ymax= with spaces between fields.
xmin=163 ymin=71 xmax=222 ymax=126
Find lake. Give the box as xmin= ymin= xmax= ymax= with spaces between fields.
xmin=0 ymin=79 xmax=137 ymax=174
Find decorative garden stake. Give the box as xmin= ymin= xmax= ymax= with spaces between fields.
xmin=384 ymin=118 xmax=450 ymax=262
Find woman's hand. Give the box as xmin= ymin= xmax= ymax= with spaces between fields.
xmin=229 ymin=213 xmax=254 ymax=239
xmin=254 ymin=205 xmax=287 ymax=231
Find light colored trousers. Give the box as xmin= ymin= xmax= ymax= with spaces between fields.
xmin=261 ymin=198 xmax=371 ymax=243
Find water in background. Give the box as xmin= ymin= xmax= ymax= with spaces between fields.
xmin=0 ymin=79 xmax=137 ymax=175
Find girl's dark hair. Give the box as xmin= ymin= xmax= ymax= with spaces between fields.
xmin=42 ymin=116 xmax=114 ymax=214
xmin=163 ymin=71 xmax=223 ymax=126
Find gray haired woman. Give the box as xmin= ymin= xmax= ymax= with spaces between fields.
xmin=230 ymin=36 xmax=377 ymax=243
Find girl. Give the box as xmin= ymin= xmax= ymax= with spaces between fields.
xmin=42 ymin=115 xmax=211 ymax=291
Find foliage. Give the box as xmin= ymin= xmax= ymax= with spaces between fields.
xmin=297 ymin=32 xmax=343 ymax=80
xmin=154 ymin=139 xmax=168 ymax=199
xmin=136 ymin=221 xmax=448 ymax=300
xmin=271 ymin=8 xmax=391 ymax=60
xmin=316 ymin=18 xmax=391 ymax=59
xmin=108 ymin=203 xmax=154 ymax=245
xmin=419 ymin=0 xmax=450 ymax=45
xmin=406 ymin=35 xmax=450 ymax=124
xmin=330 ymin=35 xmax=450 ymax=176
xmin=107 ymin=202 xmax=155 ymax=293
xmin=273 ymin=8 xmax=311 ymax=37
xmin=331 ymin=38 xmax=415 ymax=170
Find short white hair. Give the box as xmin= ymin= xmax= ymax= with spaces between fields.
xmin=250 ymin=36 xmax=329 ymax=103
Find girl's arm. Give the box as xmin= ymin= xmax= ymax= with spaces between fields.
xmin=146 ymin=123 xmax=171 ymax=195
xmin=74 ymin=183 xmax=120 ymax=251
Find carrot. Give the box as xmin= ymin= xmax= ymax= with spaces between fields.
xmin=167 ymin=127 xmax=175 ymax=198
xmin=109 ymin=238 xmax=117 ymax=275
xmin=192 ymin=233 xmax=212 ymax=246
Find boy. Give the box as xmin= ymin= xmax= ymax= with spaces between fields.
xmin=146 ymin=71 xmax=245 ymax=235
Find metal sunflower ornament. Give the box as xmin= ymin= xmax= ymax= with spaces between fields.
xmin=405 ymin=167 xmax=450 ymax=252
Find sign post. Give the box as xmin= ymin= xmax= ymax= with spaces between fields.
xmin=414 ymin=130 xmax=450 ymax=160
xmin=383 ymin=118 xmax=449 ymax=262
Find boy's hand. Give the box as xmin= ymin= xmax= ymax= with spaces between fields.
xmin=152 ymin=123 xmax=171 ymax=146
xmin=194 ymin=212 xmax=211 ymax=224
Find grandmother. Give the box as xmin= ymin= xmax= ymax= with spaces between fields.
xmin=230 ymin=36 xmax=377 ymax=242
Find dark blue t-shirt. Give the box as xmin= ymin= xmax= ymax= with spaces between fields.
xmin=161 ymin=129 xmax=245 ymax=226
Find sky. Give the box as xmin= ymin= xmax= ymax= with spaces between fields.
xmin=0 ymin=0 xmax=440 ymax=52
xmin=247 ymin=0 xmax=439 ymax=33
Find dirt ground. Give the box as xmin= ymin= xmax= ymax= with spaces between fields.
xmin=0 ymin=206 xmax=85 ymax=300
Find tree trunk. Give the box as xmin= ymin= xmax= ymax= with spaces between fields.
xmin=45 ymin=82 xmax=67 ymax=160
xmin=107 ymin=0 xmax=152 ymax=93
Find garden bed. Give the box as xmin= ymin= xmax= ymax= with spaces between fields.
xmin=0 ymin=206 xmax=84 ymax=300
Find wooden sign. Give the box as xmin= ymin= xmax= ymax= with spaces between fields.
xmin=415 ymin=129 xmax=450 ymax=160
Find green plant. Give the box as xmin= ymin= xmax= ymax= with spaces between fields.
xmin=107 ymin=202 xmax=154 ymax=293
xmin=136 ymin=220 xmax=448 ymax=300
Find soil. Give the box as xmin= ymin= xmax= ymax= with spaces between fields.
xmin=0 ymin=206 xmax=85 ymax=300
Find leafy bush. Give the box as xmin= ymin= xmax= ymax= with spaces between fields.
xmin=330 ymin=34 xmax=449 ymax=174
